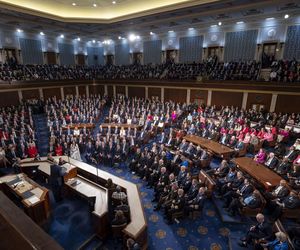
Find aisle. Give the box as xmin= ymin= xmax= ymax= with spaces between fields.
xmin=33 ymin=113 xmax=49 ymax=156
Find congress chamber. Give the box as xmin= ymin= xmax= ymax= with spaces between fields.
xmin=0 ymin=0 xmax=300 ymax=249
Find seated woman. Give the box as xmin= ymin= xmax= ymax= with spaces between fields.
xmin=254 ymin=148 xmax=266 ymax=164
xmin=111 ymin=210 xmax=127 ymax=226
xmin=256 ymin=231 xmax=289 ymax=250
xmin=55 ymin=143 xmax=63 ymax=156
xmin=27 ymin=142 xmax=38 ymax=158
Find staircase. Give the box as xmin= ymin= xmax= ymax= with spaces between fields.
xmin=33 ymin=114 xmax=49 ymax=157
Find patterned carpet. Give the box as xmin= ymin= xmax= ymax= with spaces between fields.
xmin=33 ymin=107 xmax=255 ymax=250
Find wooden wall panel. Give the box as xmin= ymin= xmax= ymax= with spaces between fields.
xmin=0 ymin=91 xmax=19 ymax=107
xmin=22 ymin=89 xmax=40 ymax=100
xmin=211 ymin=91 xmax=243 ymax=108
xmin=164 ymin=88 xmax=187 ymax=103
xmin=116 ymin=86 xmax=126 ymax=96
xmin=89 ymin=85 xmax=104 ymax=96
xmin=190 ymin=89 xmax=208 ymax=105
xmin=275 ymin=95 xmax=300 ymax=113
xmin=246 ymin=93 xmax=272 ymax=111
xmin=43 ymin=88 xmax=61 ymax=100
xmin=64 ymin=86 xmax=76 ymax=97
xmin=128 ymin=86 xmax=145 ymax=99
xmin=148 ymin=87 xmax=161 ymax=100
xmin=107 ymin=85 xmax=114 ymax=97
xmin=78 ymin=86 xmax=86 ymax=96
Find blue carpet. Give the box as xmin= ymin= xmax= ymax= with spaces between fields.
xmin=33 ymin=114 xmax=49 ymax=156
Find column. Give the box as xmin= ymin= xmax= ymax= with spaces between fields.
xmin=270 ymin=94 xmax=278 ymax=112
xmin=145 ymin=86 xmax=148 ymax=99
xmin=86 ymin=85 xmax=89 ymax=98
xmin=39 ymin=88 xmax=44 ymax=99
xmin=161 ymin=87 xmax=164 ymax=102
xmin=242 ymin=92 xmax=248 ymax=110
xmin=125 ymin=86 xmax=128 ymax=97
xmin=207 ymin=90 xmax=212 ymax=106
xmin=60 ymin=87 xmax=64 ymax=100
xmin=75 ymin=86 xmax=79 ymax=97
xmin=186 ymin=89 xmax=191 ymax=105
xmin=113 ymin=85 xmax=116 ymax=98
xmin=104 ymin=85 xmax=108 ymax=96
xmin=18 ymin=90 xmax=23 ymax=103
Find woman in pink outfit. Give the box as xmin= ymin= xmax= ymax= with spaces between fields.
xmin=254 ymin=148 xmax=266 ymax=164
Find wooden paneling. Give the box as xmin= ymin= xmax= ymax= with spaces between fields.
xmin=44 ymin=52 xmax=57 ymax=64
xmin=116 ymin=86 xmax=125 ymax=96
xmin=76 ymin=54 xmax=85 ymax=66
xmin=211 ymin=91 xmax=243 ymax=108
xmin=275 ymin=95 xmax=300 ymax=113
xmin=78 ymin=86 xmax=86 ymax=96
xmin=0 ymin=91 xmax=19 ymax=107
xmin=22 ymin=89 xmax=39 ymax=100
xmin=89 ymin=85 xmax=104 ymax=96
xmin=246 ymin=93 xmax=272 ymax=111
xmin=107 ymin=85 xmax=114 ymax=97
xmin=164 ymin=88 xmax=187 ymax=103
xmin=148 ymin=87 xmax=161 ymax=100
xmin=128 ymin=86 xmax=145 ymax=99
xmin=190 ymin=89 xmax=208 ymax=104
xmin=64 ymin=86 xmax=76 ymax=97
xmin=43 ymin=88 xmax=61 ymax=100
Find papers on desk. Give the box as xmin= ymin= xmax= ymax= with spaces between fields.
xmin=27 ymin=195 xmax=40 ymax=205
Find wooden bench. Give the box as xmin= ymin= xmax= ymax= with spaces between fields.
xmin=240 ymin=190 xmax=266 ymax=217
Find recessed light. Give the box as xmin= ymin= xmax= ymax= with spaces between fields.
xmin=60 ymin=34 xmax=64 ymax=38
xmin=210 ymin=24 xmax=217 ymax=28
xmin=40 ymin=31 xmax=45 ymax=36
xmin=93 ymin=3 xmax=97 ymax=7
xmin=150 ymin=31 xmax=154 ymax=35
xmin=92 ymin=40 xmax=96 ymax=43
xmin=129 ymin=34 xmax=136 ymax=42
xmin=236 ymin=21 xmax=244 ymax=24
xmin=266 ymin=17 xmax=274 ymax=21
xmin=218 ymin=22 xmax=222 ymax=26
xmin=72 ymin=2 xmax=76 ymax=6
xmin=284 ymin=14 xmax=289 ymax=19
xmin=118 ymin=36 xmax=122 ymax=40
xmin=188 ymin=27 xmax=194 ymax=30
xmin=112 ymin=1 xmax=116 ymax=4
xmin=16 ymin=28 xmax=23 ymax=33
xmin=168 ymin=30 xmax=174 ymax=33
xmin=77 ymin=37 xmax=80 ymax=41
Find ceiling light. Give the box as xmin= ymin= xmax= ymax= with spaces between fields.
xmin=236 ymin=21 xmax=244 ymax=24
xmin=16 ymin=28 xmax=23 ymax=33
xmin=92 ymin=40 xmax=96 ymax=43
xmin=284 ymin=14 xmax=289 ymax=19
xmin=136 ymin=35 xmax=140 ymax=39
xmin=210 ymin=24 xmax=217 ymax=28
xmin=266 ymin=17 xmax=274 ymax=21
xmin=188 ymin=27 xmax=194 ymax=30
xmin=129 ymin=34 xmax=136 ymax=42
xmin=40 ymin=31 xmax=45 ymax=36
xmin=60 ymin=34 xmax=64 ymax=38
xmin=112 ymin=1 xmax=116 ymax=4
xmin=218 ymin=22 xmax=222 ymax=26
xmin=72 ymin=2 xmax=76 ymax=6
xmin=150 ymin=31 xmax=154 ymax=35
xmin=93 ymin=3 xmax=97 ymax=7
xmin=168 ymin=30 xmax=174 ymax=33
xmin=77 ymin=37 xmax=80 ymax=41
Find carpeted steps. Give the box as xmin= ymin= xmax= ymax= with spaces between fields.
xmin=33 ymin=114 xmax=49 ymax=156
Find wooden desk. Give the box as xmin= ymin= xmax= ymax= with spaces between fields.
xmin=65 ymin=176 xmax=109 ymax=239
xmin=184 ymin=134 xmax=234 ymax=159
xmin=62 ymin=123 xmax=95 ymax=130
xmin=100 ymin=123 xmax=142 ymax=130
xmin=0 ymin=191 xmax=62 ymax=250
xmin=0 ymin=173 xmax=50 ymax=224
xmin=233 ymin=157 xmax=283 ymax=190
xmin=20 ymin=156 xmax=148 ymax=248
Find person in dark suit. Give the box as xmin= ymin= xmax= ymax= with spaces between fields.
xmin=226 ymin=189 xmax=262 ymax=217
xmin=265 ymin=180 xmax=290 ymax=202
xmin=50 ymin=159 xmax=66 ymax=202
xmin=165 ymin=188 xmax=185 ymax=224
xmin=239 ymin=213 xmax=273 ymax=247
xmin=111 ymin=210 xmax=127 ymax=226
xmin=269 ymin=190 xmax=300 ymax=221
xmin=284 ymin=146 xmax=298 ymax=162
xmin=275 ymin=158 xmax=291 ymax=176
xmin=186 ymin=179 xmax=200 ymax=201
xmin=264 ymin=152 xmax=279 ymax=169
xmin=185 ymin=187 xmax=206 ymax=215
